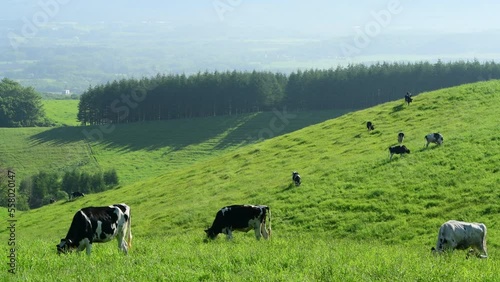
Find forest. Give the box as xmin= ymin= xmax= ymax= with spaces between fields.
xmin=0 ymin=169 xmax=119 ymax=210
xmin=77 ymin=60 xmax=500 ymax=125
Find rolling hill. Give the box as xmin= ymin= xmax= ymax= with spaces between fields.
xmin=1 ymin=107 xmax=350 ymax=185
xmin=12 ymin=79 xmax=500 ymax=241
xmin=1 ymin=80 xmax=499 ymax=280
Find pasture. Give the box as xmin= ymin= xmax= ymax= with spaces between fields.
xmin=2 ymin=108 xmax=349 ymax=185
xmin=41 ymin=100 xmax=80 ymax=126
xmin=4 ymin=235 xmax=500 ymax=281
xmin=1 ymin=80 xmax=499 ymax=280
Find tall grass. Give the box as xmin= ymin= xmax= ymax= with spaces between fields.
xmin=5 ymin=234 xmax=499 ymax=281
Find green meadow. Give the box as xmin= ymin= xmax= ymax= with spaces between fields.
xmin=2 ymin=108 xmax=350 ymax=184
xmin=41 ymin=100 xmax=80 ymax=126
xmin=1 ymin=80 xmax=500 ymax=281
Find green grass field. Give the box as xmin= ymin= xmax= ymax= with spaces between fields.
xmin=1 ymin=80 xmax=500 ymax=280
xmin=2 ymin=108 xmax=350 ymax=185
xmin=0 ymin=127 xmax=99 ymax=182
xmin=4 ymin=235 xmax=500 ymax=281
xmin=42 ymin=100 xmax=80 ymax=126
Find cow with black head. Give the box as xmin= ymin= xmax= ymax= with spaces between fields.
xmin=397 ymin=132 xmax=405 ymax=144
xmin=366 ymin=121 xmax=375 ymax=131
xmin=405 ymin=92 xmax=413 ymax=105
xmin=56 ymin=203 xmax=132 ymax=255
xmin=389 ymin=145 xmax=410 ymax=160
xmin=205 ymin=205 xmax=271 ymax=241
xmin=292 ymin=171 xmax=301 ymax=187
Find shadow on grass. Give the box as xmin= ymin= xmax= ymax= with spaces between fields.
xmin=391 ymin=104 xmax=405 ymax=113
xmin=376 ymin=144 xmax=442 ymax=167
xmin=281 ymin=183 xmax=297 ymax=192
xmin=29 ymin=110 xmax=353 ymax=152
xmin=214 ymin=109 xmax=353 ymax=150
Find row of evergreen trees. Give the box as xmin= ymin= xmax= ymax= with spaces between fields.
xmin=0 ymin=169 xmax=119 ymax=210
xmin=77 ymin=60 xmax=500 ymax=125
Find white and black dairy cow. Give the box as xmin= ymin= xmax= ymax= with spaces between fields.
xmin=397 ymin=132 xmax=405 ymax=144
xmin=205 ymin=204 xmax=271 ymax=240
xmin=292 ymin=171 xmax=301 ymax=186
xmin=431 ymin=220 xmax=488 ymax=259
xmin=366 ymin=121 xmax=375 ymax=131
xmin=56 ymin=203 xmax=132 ymax=255
xmin=424 ymin=133 xmax=444 ymax=147
xmin=389 ymin=145 xmax=410 ymax=160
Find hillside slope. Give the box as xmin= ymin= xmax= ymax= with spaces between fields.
xmin=1 ymin=109 xmax=349 ymax=184
xmin=11 ymin=80 xmax=500 ymax=249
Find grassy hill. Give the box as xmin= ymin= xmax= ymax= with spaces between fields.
xmin=1 ymin=108 xmax=350 ymax=185
xmin=2 ymin=81 xmax=499 ymax=280
xmin=0 ymin=127 xmax=100 ymax=182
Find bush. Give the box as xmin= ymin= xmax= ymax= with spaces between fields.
xmin=103 ymin=169 xmax=119 ymax=186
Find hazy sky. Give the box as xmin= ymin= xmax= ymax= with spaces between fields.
xmin=3 ymin=0 xmax=500 ymax=36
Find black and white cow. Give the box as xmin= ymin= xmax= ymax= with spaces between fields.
xmin=424 ymin=133 xmax=444 ymax=147
xmin=71 ymin=191 xmax=85 ymax=199
xmin=56 ymin=203 xmax=132 ymax=255
xmin=397 ymin=132 xmax=405 ymax=144
xmin=205 ymin=205 xmax=271 ymax=240
xmin=389 ymin=145 xmax=410 ymax=160
xmin=292 ymin=171 xmax=301 ymax=187
xmin=366 ymin=121 xmax=375 ymax=131
xmin=404 ymin=92 xmax=413 ymax=105
xmin=431 ymin=220 xmax=488 ymax=259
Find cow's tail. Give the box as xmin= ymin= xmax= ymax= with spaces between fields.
xmin=480 ymin=224 xmax=488 ymax=257
xmin=126 ymin=210 xmax=132 ymax=249
xmin=266 ymin=206 xmax=272 ymax=239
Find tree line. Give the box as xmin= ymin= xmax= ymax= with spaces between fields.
xmin=0 ymin=169 xmax=119 ymax=210
xmin=77 ymin=60 xmax=500 ymax=125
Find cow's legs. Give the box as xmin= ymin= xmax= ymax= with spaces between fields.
xmin=479 ymin=231 xmax=488 ymax=258
xmin=86 ymin=243 xmax=92 ymax=255
xmin=254 ymin=226 xmax=262 ymax=240
xmin=117 ymin=235 xmax=129 ymax=255
xmin=222 ymin=228 xmax=233 ymax=240
xmin=77 ymin=238 xmax=92 ymax=255
xmin=260 ymin=222 xmax=269 ymax=239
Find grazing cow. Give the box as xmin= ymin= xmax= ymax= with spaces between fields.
xmin=405 ymin=92 xmax=413 ymax=105
xmin=292 ymin=171 xmax=301 ymax=187
xmin=56 ymin=203 xmax=132 ymax=255
xmin=397 ymin=132 xmax=405 ymax=144
xmin=205 ymin=204 xmax=271 ymax=240
xmin=389 ymin=145 xmax=410 ymax=160
xmin=366 ymin=121 xmax=375 ymax=131
xmin=431 ymin=220 xmax=488 ymax=259
xmin=424 ymin=133 xmax=444 ymax=147
xmin=71 ymin=191 xmax=85 ymax=199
